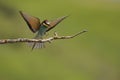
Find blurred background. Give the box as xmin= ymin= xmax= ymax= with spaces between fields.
xmin=0 ymin=0 xmax=119 ymax=80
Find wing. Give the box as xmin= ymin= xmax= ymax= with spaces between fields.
xmin=19 ymin=11 xmax=40 ymax=33
xmin=46 ymin=16 xmax=68 ymax=32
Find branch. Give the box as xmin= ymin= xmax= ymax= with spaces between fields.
xmin=0 ymin=30 xmax=87 ymax=44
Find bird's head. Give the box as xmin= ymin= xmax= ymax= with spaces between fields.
xmin=42 ymin=20 xmax=50 ymax=27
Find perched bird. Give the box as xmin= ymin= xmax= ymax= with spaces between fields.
xmin=19 ymin=11 xmax=67 ymax=50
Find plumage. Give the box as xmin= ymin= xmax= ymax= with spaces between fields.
xmin=46 ymin=16 xmax=68 ymax=32
xmin=31 ymin=24 xmax=48 ymax=49
xmin=19 ymin=11 xmax=67 ymax=49
xmin=19 ymin=11 xmax=40 ymax=33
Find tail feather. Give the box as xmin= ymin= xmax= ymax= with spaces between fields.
xmin=28 ymin=32 xmax=45 ymax=50
xmin=28 ymin=42 xmax=45 ymax=50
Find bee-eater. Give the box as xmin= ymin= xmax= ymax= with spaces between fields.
xmin=19 ymin=11 xmax=67 ymax=50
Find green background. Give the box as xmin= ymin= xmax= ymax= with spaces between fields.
xmin=0 ymin=0 xmax=119 ymax=80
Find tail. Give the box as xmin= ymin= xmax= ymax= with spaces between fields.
xmin=31 ymin=42 xmax=45 ymax=50
xmin=28 ymin=41 xmax=45 ymax=50
xmin=28 ymin=36 xmax=45 ymax=50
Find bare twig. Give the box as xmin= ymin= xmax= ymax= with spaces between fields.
xmin=0 ymin=30 xmax=87 ymax=44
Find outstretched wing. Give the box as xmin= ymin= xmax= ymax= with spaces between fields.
xmin=46 ymin=16 xmax=68 ymax=32
xmin=19 ymin=11 xmax=40 ymax=33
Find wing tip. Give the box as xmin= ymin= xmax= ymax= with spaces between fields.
xmin=62 ymin=15 xmax=69 ymax=19
xmin=19 ymin=10 xmax=36 ymax=33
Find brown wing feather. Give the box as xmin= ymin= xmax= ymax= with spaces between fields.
xmin=46 ymin=16 xmax=68 ymax=32
xmin=19 ymin=11 xmax=40 ymax=33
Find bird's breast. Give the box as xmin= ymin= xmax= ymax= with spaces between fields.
xmin=38 ymin=25 xmax=48 ymax=36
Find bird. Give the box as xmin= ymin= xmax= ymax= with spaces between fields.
xmin=19 ymin=11 xmax=68 ymax=50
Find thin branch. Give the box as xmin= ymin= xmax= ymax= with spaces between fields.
xmin=0 ymin=30 xmax=87 ymax=44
